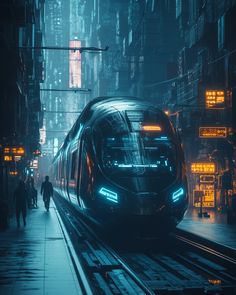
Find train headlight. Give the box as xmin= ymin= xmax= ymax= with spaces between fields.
xmin=172 ymin=188 xmax=184 ymax=202
xmin=99 ymin=187 xmax=118 ymax=203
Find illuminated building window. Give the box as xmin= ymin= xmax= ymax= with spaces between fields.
xmin=4 ymin=155 xmax=13 ymax=161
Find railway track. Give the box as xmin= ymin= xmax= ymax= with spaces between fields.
xmin=53 ymin=194 xmax=236 ymax=294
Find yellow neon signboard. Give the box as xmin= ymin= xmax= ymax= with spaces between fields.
xmin=12 ymin=147 xmax=25 ymax=155
xmin=4 ymin=155 xmax=13 ymax=161
xmin=199 ymin=127 xmax=227 ymax=138
xmin=3 ymin=147 xmax=10 ymax=154
xmin=193 ymin=189 xmax=215 ymax=207
xmin=3 ymin=146 xmax=25 ymax=156
xmin=9 ymin=171 xmax=18 ymax=176
xmin=200 ymin=175 xmax=215 ymax=183
xmin=142 ymin=125 xmax=162 ymax=131
xmin=200 ymin=184 xmax=214 ymax=190
xmin=205 ymin=90 xmax=225 ymax=109
xmin=191 ymin=163 xmax=216 ymax=174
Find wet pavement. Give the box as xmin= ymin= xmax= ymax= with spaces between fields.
xmin=178 ymin=207 xmax=236 ymax=250
xmin=1 ymin=199 xmax=236 ymax=295
xmin=0 ymin=199 xmax=82 ymax=295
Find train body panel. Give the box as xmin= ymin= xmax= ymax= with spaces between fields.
xmin=52 ymin=97 xmax=188 ymax=233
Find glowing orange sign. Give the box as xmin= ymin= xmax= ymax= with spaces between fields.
xmin=199 ymin=184 xmax=214 ymax=190
xmin=4 ymin=155 xmax=13 ymax=161
xmin=142 ymin=125 xmax=162 ymax=131
xmin=9 ymin=171 xmax=18 ymax=176
xmin=200 ymin=175 xmax=215 ymax=183
xmin=193 ymin=189 xmax=215 ymax=207
xmin=205 ymin=90 xmax=225 ymax=109
xmin=3 ymin=146 xmax=25 ymax=156
xmin=199 ymin=127 xmax=227 ymax=138
xmin=4 ymin=147 xmax=10 ymax=154
xmin=208 ymin=279 xmax=221 ymax=286
xmin=191 ymin=163 xmax=216 ymax=174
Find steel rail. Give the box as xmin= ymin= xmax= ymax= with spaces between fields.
xmin=173 ymin=233 xmax=236 ymax=265
xmin=69 ymin=212 xmax=155 ymax=295
xmin=54 ymin=196 xmax=155 ymax=295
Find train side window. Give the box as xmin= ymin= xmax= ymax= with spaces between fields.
xmin=70 ymin=150 xmax=77 ymax=180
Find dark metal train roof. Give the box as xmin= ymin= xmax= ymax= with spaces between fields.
xmin=53 ymin=96 xmax=166 ymax=160
xmin=80 ymin=96 xmax=163 ymax=122
xmin=85 ymin=96 xmax=158 ymax=112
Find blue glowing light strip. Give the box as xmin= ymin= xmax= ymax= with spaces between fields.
xmin=117 ymin=164 xmax=158 ymax=168
xmin=75 ymin=124 xmax=83 ymax=139
xmin=99 ymin=187 xmax=118 ymax=203
xmin=154 ymin=136 xmax=168 ymax=141
xmin=172 ymin=188 xmax=184 ymax=202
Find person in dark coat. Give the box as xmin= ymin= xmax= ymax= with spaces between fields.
xmin=40 ymin=176 xmax=53 ymax=211
xmin=25 ymin=176 xmax=33 ymax=208
xmin=29 ymin=177 xmax=37 ymax=208
xmin=14 ymin=180 xmax=28 ymax=227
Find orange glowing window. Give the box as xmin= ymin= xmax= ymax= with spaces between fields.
xmin=9 ymin=171 xmax=18 ymax=176
xmin=142 ymin=125 xmax=162 ymax=131
xmin=4 ymin=155 xmax=13 ymax=161
xmin=16 ymin=147 xmax=25 ymax=155
xmin=4 ymin=147 xmax=10 ymax=154
xmin=208 ymin=279 xmax=222 ymax=285
xmin=3 ymin=146 xmax=25 ymax=156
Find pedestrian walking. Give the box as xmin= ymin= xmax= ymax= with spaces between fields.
xmin=28 ymin=177 xmax=38 ymax=208
xmin=40 ymin=176 xmax=53 ymax=211
xmin=32 ymin=185 xmax=38 ymax=208
xmin=14 ymin=180 xmax=28 ymax=227
xmin=25 ymin=176 xmax=33 ymax=208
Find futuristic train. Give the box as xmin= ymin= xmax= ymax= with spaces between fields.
xmin=52 ymin=97 xmax=188 ymax=234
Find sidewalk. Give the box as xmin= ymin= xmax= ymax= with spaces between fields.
xmin=0 ymin=198 xmax=82 ymax=295
xmin=178 ymin=207 xmax=236 ymax=250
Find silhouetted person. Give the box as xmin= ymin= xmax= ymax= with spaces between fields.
xmin=41 ymin=176 xmax=53 ymax=211
xmin=14 ymin=180 xmax=28 ymax=227
xmin=32 ymin=187 xmax=38 ymax=208
xmin=28 ymin=177 xmax=37 ymax=208
xmin=25 ymin=176 xmax=33 ymax=208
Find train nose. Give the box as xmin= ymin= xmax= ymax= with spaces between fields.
xmin=137 ymin=192 xmax=158 ymax=198
xmin=130 ymin=192 xmax=165 ymax=215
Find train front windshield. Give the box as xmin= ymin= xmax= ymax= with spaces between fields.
xmin=94 ymin=110 xmax=177 ymax=180
xmin=101 ymin=133 xmax=177 ymax=178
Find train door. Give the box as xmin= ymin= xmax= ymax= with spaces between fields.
xmin=78 ymin=129 xmax=94 ymax=210
xmin=68 ymin=147 xmax=79 ymax=205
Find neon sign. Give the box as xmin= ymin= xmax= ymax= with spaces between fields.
xmin=205 ymin=90 xmax=225 ymax=109
xmin=199 ymin=127 xmax=227 ymax=138
xmin=191 ymin=163 xmax=216 ymax=174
